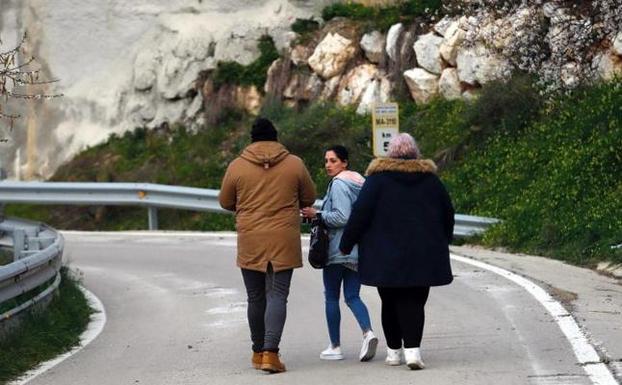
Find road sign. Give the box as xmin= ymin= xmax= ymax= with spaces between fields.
xmin=372 ymin=102 xmax=399 ymax=157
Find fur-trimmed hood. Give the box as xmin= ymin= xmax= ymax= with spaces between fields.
xmin=365 ymin=158 xmax=438 ymax=176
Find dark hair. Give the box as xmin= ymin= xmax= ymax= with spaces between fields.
xmin=251 ymin=117 xmax=278 ymax=142
xmin=326 ymin=145 xmax=349 ymax=167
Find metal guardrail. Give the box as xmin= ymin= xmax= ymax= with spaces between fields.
xmin=0 ymin=217 xmax=64 ymax=321
xmin=0 ymin=181 xmax=497 ymax=320
xmin=0 ymin=181 xmax=500 ymax=235
xmin=0 ymin=181 xmax=222 ymax=230
xmin=454 ymin=213 xmax=500 ymax=238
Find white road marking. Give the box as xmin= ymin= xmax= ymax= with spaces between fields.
xmin=33 ymin=231 xmax=617 ymax=385
xmin=11 ymin=286 xmax=106 ymax=385
xmin=206 ymin=302 xmax=247 ymax=315
xmin=452 ymin=254 xmax=618 ymax=385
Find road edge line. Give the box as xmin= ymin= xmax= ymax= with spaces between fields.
xmin=451 ymin=253 xmax=617 ymax=385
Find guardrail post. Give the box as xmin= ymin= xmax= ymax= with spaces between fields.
xmin=13 ymin=229 xmax=26 ymax=261
xmin=0 ymin=167 xmax=5 ymax=221
xmin=148 ymin=206 xmax=158 ymax=230
xmin=27 ymin=226 xmax=40 ymax=252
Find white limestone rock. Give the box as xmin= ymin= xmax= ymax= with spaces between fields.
xmin=272 ymin=30 xmax=298 ymax=53
xmin=172 ymin=33 xmax=212 ymax=60
xmin=440 ymin=27 xmax=466 ymax=67
xmin=433 ymin=16 xmax=455 ymax=37
xmin=133 ymin=50 xmax=158 ymax=91
xmin=320 ymin=75 xmax=342 ymax=100
xmin=291 ymin=45 xmax=314 ymax=66
xmin=360 ymin=31 xmax=385 ymax=64
xmin=543 ymin=2 xmax=559 ymax=18
xmin=456 ymin=44 xmax=511 ymax=85
xmin=414 ymin=32 xmax=444 ymax=75
xmin=386 ymin=23 xmax=404 ymax=62
xmin=443 ymin=21 xmax=460 ymax=39
xmin=613 ymin=32 xmax=622 ymax=56
xmin=403 ymin=68 xmax=439 ymax=104
xmin=235 ymin=86 xmax=262 ymax=115
xmin=439 ymin=68 xmax=462 ymax=100
xmin=185 ymin=93 xmax=204 ymax=120
xmin=149 ymin=99 xmax=188 ymax=128
xmin=593 ymin=52 xmax=622 ymax=81
xmin=356 ymin=75 xmax=392 ymax=115
xmin=560 ymin=62 xmax=580 ymax=88
xmin=337 ymin=64 xmax=380 ymax=106
xmin=308 ymin=33 xmax=357 ymax=79
xmin=157 ymin=58 xmax=203 ymax=100
xmin=284 ymin=72 xmax=323 ymax=100
xmin=127 ymin=94 xmax=157 ymax=123
xmin=302 ymin=73 xmax=324 ymax=100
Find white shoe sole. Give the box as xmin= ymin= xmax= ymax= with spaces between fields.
xmin=407 ymin=361 xmax=425 ymax=370
xmin=359 ymin=336 xmax=378 ymax=361
xmin=320 ymin=354 xmax=344 ymax=360
xmin=385 ymin=359 xmax=402 ymax=366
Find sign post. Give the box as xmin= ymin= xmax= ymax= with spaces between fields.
xmin=372 ymin=102 xmax=399 ymax=157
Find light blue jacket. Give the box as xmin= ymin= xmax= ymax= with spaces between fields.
xmin=319 ymin=171 xmax=364 ymax=265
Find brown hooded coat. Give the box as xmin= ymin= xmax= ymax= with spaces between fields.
xmin=219 ymin=141 xmax=316 ymax=272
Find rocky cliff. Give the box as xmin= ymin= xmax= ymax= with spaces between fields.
xmin=0 ymin=0 xmax=335 ymax=179
xmin=1 ymin=0 xmax=620 ymax=180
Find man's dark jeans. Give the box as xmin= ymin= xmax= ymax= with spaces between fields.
xmin=241 ymin=264 xmax=293 ymax=353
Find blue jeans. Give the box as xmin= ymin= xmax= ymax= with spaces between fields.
xmin=323 ymin=264 xmax=372 ymax=346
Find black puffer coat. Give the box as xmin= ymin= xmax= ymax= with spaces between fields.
xmin=339 ymin=158 xmax=454 ymax=287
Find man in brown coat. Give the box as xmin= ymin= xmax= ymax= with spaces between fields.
xmin=219 ymin=117 xmax=316 ymax=373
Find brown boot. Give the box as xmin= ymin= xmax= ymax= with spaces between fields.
xmin=252 ymin=352 xmax=263 ymax=369
xmin=260 ymin=351 xmax=286 ymax=373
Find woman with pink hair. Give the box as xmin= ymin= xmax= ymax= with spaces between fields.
xmin=340 ymin=133 xmax=454 ymax=370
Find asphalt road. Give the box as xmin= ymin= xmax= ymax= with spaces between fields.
xmin=23 ymin=233 xmax=605 ymax=385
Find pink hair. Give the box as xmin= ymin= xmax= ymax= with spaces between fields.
xmin=387 ymin=133 xmax=421 ymax=159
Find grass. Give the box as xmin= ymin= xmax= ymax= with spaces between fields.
xmin=0 ymin=249 xmax=12 ymax=266
xmin=0 ymin=267 xmax=92 ymax=383
xmin=322 ymin=0 xmax=443 ymax=31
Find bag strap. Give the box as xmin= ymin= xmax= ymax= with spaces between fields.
xmin=321 ymin=179 xmax=335 ymax=211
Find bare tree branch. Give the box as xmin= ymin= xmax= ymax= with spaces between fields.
xmin=0 ymin=31 xmax=62 ymax=142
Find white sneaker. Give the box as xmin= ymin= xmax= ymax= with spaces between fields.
xmin=385 ymin=347 xmax=403 ymax=366
xmin=320 ymin=345 xmax=344 ymax=360
xmin=404 ymin=347 xmax=425 ymax=370
xmin=359 ymin=331 xmax=378 ymax=361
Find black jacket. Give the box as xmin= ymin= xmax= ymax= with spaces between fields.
xmin=340 ymin=158 xmax=454 ymax=287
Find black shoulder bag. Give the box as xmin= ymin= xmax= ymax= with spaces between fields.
xmin=308 ymin=217 xmax=329 ymax=269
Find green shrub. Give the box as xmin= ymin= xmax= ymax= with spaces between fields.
xmin=322 ymin=0 xmax=443 ymax=31
xmin=400 ymin=75 xmax=544 ymax=168
xmin=291 ymin=17 xmax=320 ymax=35
xmin=291 ymin=17 xmax=321 ymax=45
xmin=444 ymin=80 xmax=622 ymax=265
xmin=212 ymin=35 xmax=280 ymax=91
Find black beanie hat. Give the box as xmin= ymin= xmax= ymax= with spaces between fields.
xmin=251 ymin=117 xmax=278 ymax=142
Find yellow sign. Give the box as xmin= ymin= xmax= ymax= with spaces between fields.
xmin=372 ymin=102 xmax=399 ymax=157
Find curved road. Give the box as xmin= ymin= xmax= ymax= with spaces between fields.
xmin=25 ymin=233 xmax=597 ymax=385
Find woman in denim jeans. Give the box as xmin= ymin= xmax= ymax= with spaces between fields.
xmin=301 ymin=145 xmax=378 ymax=362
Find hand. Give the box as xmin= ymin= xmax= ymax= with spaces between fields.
xmin=300 ymin=207 xmax=317 ymax=218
